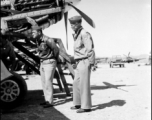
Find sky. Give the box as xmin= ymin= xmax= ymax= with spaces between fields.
xmin=44 ymin=0 xmax=151 ymax=57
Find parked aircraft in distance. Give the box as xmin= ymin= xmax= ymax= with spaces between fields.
xmin=123 ymin=52 xmax=145 ymax=63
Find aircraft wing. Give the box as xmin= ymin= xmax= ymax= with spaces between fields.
xmin=134 ymin=58 xmax=145 ymax=61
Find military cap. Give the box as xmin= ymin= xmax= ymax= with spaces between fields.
xmin=31 ymin=25 xmax=42 ymax=30
xmin=69 ymin=16 xmax=82 ymax=24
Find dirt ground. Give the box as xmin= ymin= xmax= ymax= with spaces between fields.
xmin=1 ymin=63 xmax=151 ymax=120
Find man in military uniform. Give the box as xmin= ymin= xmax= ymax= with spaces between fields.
xmin=69 ymin=16 xmax=96 ymax=113
xmin=31 ymin=26 xmax=59 ymax=108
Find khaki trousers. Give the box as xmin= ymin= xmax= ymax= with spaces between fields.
xmin=40 ymin=59 xmax=56 ymax=104
xmin=73 ymin=59 xmax=92 ymax=109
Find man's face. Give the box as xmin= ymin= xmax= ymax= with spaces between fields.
xmin=32 ymin=30 xmax=40 ymax=39
xmin=71 ymin=23 xmax=80 ymax=32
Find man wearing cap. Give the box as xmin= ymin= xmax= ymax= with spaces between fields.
xmin=31 ymin=26 xmax=59 ymax=108
xmin=69 ymin=16 xmax=96 ymax=113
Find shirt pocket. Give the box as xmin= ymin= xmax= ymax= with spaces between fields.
xmin=38 ymin=43 xmax=48 ymax=51
xmin=74 ymin=37 xmax=84 ymax=50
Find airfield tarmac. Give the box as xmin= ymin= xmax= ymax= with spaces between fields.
xmin=1 ymin=63 xmax=151 ymax=120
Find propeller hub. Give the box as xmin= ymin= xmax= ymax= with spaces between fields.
xmin=64 ymin=0 xmax=81 ymax=12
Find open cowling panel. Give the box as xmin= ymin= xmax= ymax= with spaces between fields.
xmin=1 ymin=0 xmax=64 ymax=34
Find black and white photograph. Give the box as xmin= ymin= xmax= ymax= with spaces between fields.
xmin=0 ymin=0 xmax=151 ymax=120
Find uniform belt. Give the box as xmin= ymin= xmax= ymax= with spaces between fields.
xmin=40 ymin=58 xmax=55 ymax=62
xmin=75 ymin=57 xmax=88 ymax=62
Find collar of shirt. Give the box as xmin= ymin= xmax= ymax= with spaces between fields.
xmin=75 ymin=26 xmax=83 ymax=35
xmin=74 ymin=26 xmax=83 ymax=40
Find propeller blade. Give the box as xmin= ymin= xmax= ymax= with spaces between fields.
xmin=68 ymin=3 xmax=95 ymax=28
xmin=64 ymin=12 xmax=69 ymax=49
xmin=128 ymin=52 xmax=130 ymax=56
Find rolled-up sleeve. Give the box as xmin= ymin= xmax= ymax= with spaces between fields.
xmin=46 ymin=38 xmax=59 ymax=58
xmin=82 ymin=32 xmax=92 ymax=53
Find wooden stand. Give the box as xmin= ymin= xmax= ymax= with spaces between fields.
xmin=54 ymin=62 xmax=74 ymax=96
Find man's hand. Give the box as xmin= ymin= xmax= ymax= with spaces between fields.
xmin=35 ymin=53 xmax=39 ymax=56
xmin=72 ymin=64 xmax=77 ymax=69
xmin=91 ymin=64 xmax=96 ymax=71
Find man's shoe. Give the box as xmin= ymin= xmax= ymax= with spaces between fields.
xmin=43 ymin=103 xmax=54 ymax=108
xmin=70 ymin=105 xmax=81 ymax=110
xmin=40 ymin=101 xmax=47 ymax=106
xmin=76 ymin=109 xmax=91 ymax=113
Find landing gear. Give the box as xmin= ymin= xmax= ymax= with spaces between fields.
xmin=0 ymin=72 xmax=27 ymax=110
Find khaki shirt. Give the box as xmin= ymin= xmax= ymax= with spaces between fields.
xmin=73 ymin=28 xmax=95 ymax=65
xmin=36 ymin=35 xmax=59 ymax=60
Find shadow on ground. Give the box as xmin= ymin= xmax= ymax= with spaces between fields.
xmin=91 ymin=82 xmax=136 ymax=91
xmin=1 ymin=90 xmax=72 ymax=120
xmin=92 ymin=100 xmax=126 ymax=111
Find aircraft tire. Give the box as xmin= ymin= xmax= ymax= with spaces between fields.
xmin=0 ymin=72 xmax=27 ymax=110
